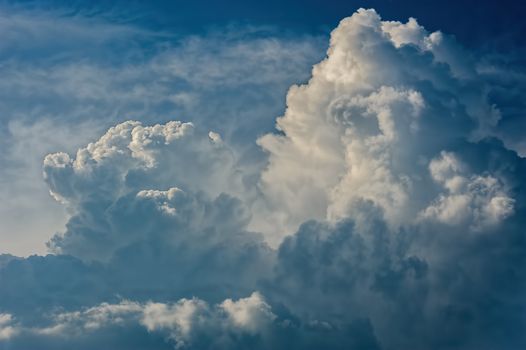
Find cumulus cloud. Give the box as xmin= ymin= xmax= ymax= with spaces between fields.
xmin=0 ymin=7 xmax=525 ymax=350
xmin=36 ymin=121 xmax=275 ymax=310
xmin=42 ymin=120 xmax=251 ymax=261
xmin=0 ymin=7 xmax=323 ymax=255
xmin=255 ymin=8 xmax=522 ymax=242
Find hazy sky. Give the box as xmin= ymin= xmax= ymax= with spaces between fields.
xmin=0 ymin=1 xmax=525 ymax=349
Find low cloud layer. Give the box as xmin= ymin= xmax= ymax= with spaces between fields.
xmin=1 ymin=8 xmax=525 ymax=350
xmin=2 ymin=293 xmax=276 ymax=349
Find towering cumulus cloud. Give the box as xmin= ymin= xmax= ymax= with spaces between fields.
xmin=1 ymin=8 xmax=525 ymax=350
xmin=255 ymin=9 xmax=519 ymax=239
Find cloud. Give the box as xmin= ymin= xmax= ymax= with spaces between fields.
xmin=0 ymin=313 xmax=18 ymax=340
xmin=255 ymin=8 xmax=523 ymax=242
xmin=142 ymin=292 xmax=276 ymax=348
xmin=421 ymin=151 xmax=514 ymax=228
xmin=0 ymin=7 xmax=525 ymax=350
xmin=251 ymin=12 xmax=526 ymax=348
xmin=42 ymin=120 xmax=252 ymax=260
xmin=34 ymin=301 xmax=144 ymax=336
xmin=269 ymin=204 xmax=526 ymax=349
xmin=0 ymin=6 xmax=151 ymax=63
xmin=1 ymin=293 xmax=277 ymax=349
xmin=219 ymin=292 xmax=276 ymax=334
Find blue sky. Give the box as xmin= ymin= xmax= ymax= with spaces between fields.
xmin=0 ymin=1 xmax=525 ymax=349
xmin=6 ymin=0 xmax=526 ymax=44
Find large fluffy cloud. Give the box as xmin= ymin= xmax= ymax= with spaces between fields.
xmin=39 ymin=120 xmax=275 ymax=303
xmin=255 ymin=8 xmax=522 ymax=242
xmin=1 ymin=7 xmax=525 ymax=350
xmin=256 ymin=9 xmax=526 ymax=349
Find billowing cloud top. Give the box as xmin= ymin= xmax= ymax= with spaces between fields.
xmin=1 ymin=8 xmax=525 ymax=350
xmin=255 ymin=9 xmax=519 ymax=241
xmin=42 ymin=120 xmax=251 ymax=262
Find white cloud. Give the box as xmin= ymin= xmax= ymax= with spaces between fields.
xmin=254 ymin=8 xmax=521 ymax=244
xmin=0 ymin=313 xmax=18 ymax=340
xmin=36 ymin=301 xmax=143 ymax=336
xmin=136 ymin=188 xmax=184 ymax=215
xmin=141 ymin=293 xmax=275 ymax=348
xmin=43 ymin=120 xmax=242 ymax=216
xmin=421 ymin=152 xmax=514 ymax=229
xmin=220 ymin=292 xmax=276 ymax=334
xmin=3 ymin=293 xmax=275 ymax=349
xmin=142 ymin=298 xmax=208 ymax=344
xmin=41 ymin=123 xmax=272 ymax=271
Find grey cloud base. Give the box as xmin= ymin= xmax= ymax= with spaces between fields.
xmin=1 ymin=8 xmax=526 ymax=350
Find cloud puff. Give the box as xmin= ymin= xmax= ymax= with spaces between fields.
xmin=421 ymin=151 xmax=514 ymax=228
xmin=1 ymin=7 xmax=525 ymax=350
xmin=0 ymin=313 xmax=18 ymax=340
